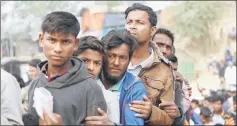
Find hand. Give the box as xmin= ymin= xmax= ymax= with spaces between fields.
xmin=39 ymin=109 xmax=63 ymax=125
xmin=159 ymin=101 xmax=180 ymax=119
xmin=130 ymin=96 xmax=152 ymax=120
xmin=85 ymin=108 xmax=114 ymax=125
xmin=187 ymin=87 xmax=192 ymax=97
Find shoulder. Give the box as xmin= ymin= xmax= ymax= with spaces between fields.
xmin=158 ymin=55 xmax=172 ymax=67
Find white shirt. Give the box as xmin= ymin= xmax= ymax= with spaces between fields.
xmin=96 ymin=79 xmax=120 ymax=124
xmin=128 ymin=48 xmax=154 ymax=76
xmin=1 ymin=69 xmax=23 ymax=125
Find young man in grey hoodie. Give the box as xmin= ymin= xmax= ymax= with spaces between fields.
xmin=25 ymin=11 xmax=107 ymax=125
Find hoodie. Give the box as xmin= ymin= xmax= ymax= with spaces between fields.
xmin=25 ymin=57 xmax=107 ymax=125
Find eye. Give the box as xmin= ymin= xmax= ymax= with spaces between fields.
xmin=108 ymin=54 xmax=115 ymax=59
xmin=126 ymin=20 xmax=132 ymax=24
xmin=95 ymin=62 xmax=101 ymax=66
xmin=120 ymin=56 xmax=128 ymax=61
xmin=83 ymin=59 xmax=88 ymax=63
xmin=63 ymin=40 xmax=70 ymax=44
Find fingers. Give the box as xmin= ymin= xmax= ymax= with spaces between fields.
xmin=85 ymin=116 xmax=103 ymax=121
xmin=130 ymin=106 xmax=147 ymax=115
xmin=159 ymin=101 xmax=174 ymax=107
xmin=53 ymin=113 xmax=63 ymax=124
xmin=86 ymin=121 xmax=103 ymax=125
xmin=131 ymin=100 xmax=145 ymax=105
xmin=135 ymin=113 xmax=147 ymax=118
xmin=42 ymin=109 xmax=51 ymax=125
xmin=97 ymin=108 xmax=106 ymax=116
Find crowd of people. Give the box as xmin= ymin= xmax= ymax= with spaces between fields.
xmin=1 ymin=3 xmax=236 ymax=125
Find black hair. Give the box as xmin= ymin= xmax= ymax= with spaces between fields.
xmin=169 ymin=54 xmax=178 ymax=63
xmin=74 ymin=36 xmax=104 ymax=56
xmin=79 ymin=8 xmax=89 ymax=17
xmin=29 ymin=59 xmax=41 ymax=68
xmin=152 ymin=28 xmax=174 ymax=45
xmin=191 ymin=99 xmax=199 ymax=106
xmin=200 ymin=107 xmax=212 ymax=117
xmin=212 ymin=95 xmax=225 ymax=104
xmin=101 ymin=29 xmax=138 ymax=59
xmin=125 ymin=3 xmax=157 ymax=27
xmin=233 ymin=96 xmax=236 ymax=103
xmin=41 ymin=11 xmax=80 ymax=37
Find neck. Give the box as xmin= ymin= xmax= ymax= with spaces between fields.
xmin=48 ymin=60 xmax=72 ymax=77
xmin=100 ymin=71 xmax=115 ymax=90
xmin=131 ymin=41 xmax=150 ymax=66
xmin=214 ymin=110 xmax=223 ymax=115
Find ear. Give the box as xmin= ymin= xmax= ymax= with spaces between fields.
xmin=151 ymin=26 xmax=157 ymax=38
xmin=39 ymin=33 xmax=44 ymax=47
xmin=73 ymin=38 xmax=79 ymax=52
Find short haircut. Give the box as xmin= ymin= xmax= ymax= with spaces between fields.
xmin=101 ymin=29 xmax=138 ymax=59
xmin=152 ymin=28 xmax=174 ymax=45
xmin=41 ymin=11 xmax=80 ymax=37
xmin=205 ymin=96 xmax=214 ymax=102
xmin=29 ymin=59 xmax=42 ymax=68
xmin=212 ymin=95 xmax=225 ymax=104
xmin=74 ymin=36 xmax=104 ymax=56
xmin=191 ymin=99 xmax=199 ymax=106
xmin=169 ymin=54 xmax=178 ymax=63
xmin=200 ymin=107 xmax=212 ymax=117
xmin=233 ymin=96 xmax=236 ymax=103
xmin=125 ymin=3 xmax=157 ymax=27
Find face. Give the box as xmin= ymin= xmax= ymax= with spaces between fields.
xmin=28 ymin=65 xmax=38 ymax=80
xmin=213 ymin=101 xmax=222 ymax=113
xmin=191 ymin=103 xmax=197 ymax=109
xmin=171 ymin=62 xmax=178 ymax=71
xmin=153 ymin=33 xmax=173 ymax=58
xmin=39 ymin=32 xmax=78 ymax=67
xmin=77 ymin=49 xmax=103 ymax=79
xmin=125 ymin=10 xmax=156 ymax=44
xmin=103 ymin=43 xmax=130 ymax=84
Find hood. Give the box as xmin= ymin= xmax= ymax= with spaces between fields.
xmin=37 ymin=57 xmax=92 ymax=88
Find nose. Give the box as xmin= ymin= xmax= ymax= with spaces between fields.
xmin=160 ymin=47 xmax=167 ymax=57
xmin=54 ymin=43 xmax=63 ymax=53
xmin=87 ymin=62 xmax=94 ymax=71
xmin=114 ymin=57 xmax=120 ymax=66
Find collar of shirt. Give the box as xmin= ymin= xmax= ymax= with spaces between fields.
xmin=108 ymin=73 xmax=127 ymax=92
xmin=128 ymin=48 xmax=154 ymax=70
xmin=41 ymin=63 xmax=68 ymax=82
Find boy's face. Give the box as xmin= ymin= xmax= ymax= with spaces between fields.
xmin=77 ymin=49 xmax=103 ymax=79
xmin=39 ymin=32 xmax=78 ymax=67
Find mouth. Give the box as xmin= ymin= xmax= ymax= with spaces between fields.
xmin=110 ymin=68 xmax=120 ymax=72
xmin=51 ymin=55 xmax=62 ymax=60
xmin=130 ymin=33 xmax=137 ymax=36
